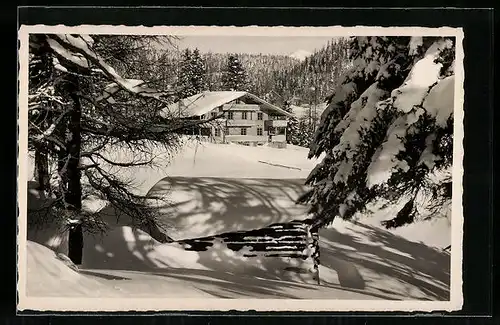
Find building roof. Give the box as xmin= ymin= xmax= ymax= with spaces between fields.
xmin=161 ymin=91 xmax=293 ymax=118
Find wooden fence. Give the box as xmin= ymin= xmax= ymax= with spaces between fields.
xmin=175 ymin=219 xmax=322 ymax=284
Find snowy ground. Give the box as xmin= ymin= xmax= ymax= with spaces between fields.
xmin=24 ymin=138 xmax=451 ymax=301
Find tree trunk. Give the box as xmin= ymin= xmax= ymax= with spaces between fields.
xmin=68 ymin=222 xmax=83 ymax=265
xmin=34 ymin=146 xmax=50 ymax=192
xmin=64 ymin=76 xmax=84 ymax=265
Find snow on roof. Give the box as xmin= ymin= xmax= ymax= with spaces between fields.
xmin=161 ymin=91 xmax=293 ymax=118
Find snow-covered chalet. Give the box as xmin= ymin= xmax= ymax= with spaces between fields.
xmin=163 ymin=91 xmax=293 ymax=148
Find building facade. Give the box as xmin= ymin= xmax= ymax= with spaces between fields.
xmin=203 ymin=101 xmax=288 ymax=147
xmin=166 ymin=91 xmax=292 ymax=148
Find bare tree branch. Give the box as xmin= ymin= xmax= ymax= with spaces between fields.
xmin=89 ymin=151 xmax=157 ymax=167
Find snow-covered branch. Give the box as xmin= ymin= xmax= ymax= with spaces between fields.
xmin=47 ymin=34 xmax=176 ymax=101
xmin=33 ymin=109 xmax=70 ymax=142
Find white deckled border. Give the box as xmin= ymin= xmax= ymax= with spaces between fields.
xmin=450 ymin=25 xmax=465 ymax=313
xmin=20 ymin=24 xmax=461 ymax=37
xmin=17 ymin=24 xmax=465 ymax=313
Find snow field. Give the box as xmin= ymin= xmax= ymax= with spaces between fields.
xmin=24 ymin=138 xmax=451 ymax=300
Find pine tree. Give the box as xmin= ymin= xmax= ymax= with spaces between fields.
xmin=28 ymin=34 xmax=200 ymax=263
xmin=222 ymin=54 xmax=247 ymax=91
xmin=283 ymin=102 xmax=300 ymax=145
xmin=178 ymin=49 xmax=196 ymax=98
xmin=296 ymin=116 xmax=315 ymax=148
xmin=287 ymin=116 xmax=300 ymax=144
xmin=190 ymin=48 xmax=208 ymax=93
xmin=298 ymin=36 xmax=456 ymax=230
xmin=177 ymin=48 xmax=208 ymax=98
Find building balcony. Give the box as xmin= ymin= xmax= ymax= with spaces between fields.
xmin=225 ymin=120 xmax=257 ymax=127
xmin=264 ymin=119 xmax=288 ymax=128
xmin=224 ymin=134 xmax=287 ymax=143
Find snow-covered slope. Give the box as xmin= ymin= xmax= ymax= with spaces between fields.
xmin=25 ymin=215 xmax=450 ymax=301
xmin=162 ymin=140 xmax=320 ymax=181
xmin=26 ymin=139 xmax=321 ymax=196
xmin=24 ymin=240 xmax=378 ymax=300
xmin=25 ymin=240 xmax=115 ymax=297
xmin=24 ymin=139 xmax=451 ymax=302
xmin=317 ymin=217 xmax=450 ymax=301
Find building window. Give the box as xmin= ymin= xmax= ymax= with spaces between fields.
xmin=257 ymin=128 xmax=263 ymax=136
xmin=214 ymin=128 xmax=220 ymax=137
xmin=200 ymin=128 xmax=211 ymax=136
xmin=227 ymin=112 xmax=234 ymax=119
xmin=257 ymin=112 xmax=263 ymax=120
xmin=242 ymin=112 xmax=248 ymax=119
xmin=269 ymin=115 xmax=285 ymax=120
xmin=240 ymin=128 xmax=247 ymax=135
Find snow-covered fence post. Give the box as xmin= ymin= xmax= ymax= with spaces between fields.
xmin=308 ymin=225 xmax=321 ymax=285
xmin=308 ymin=220 xmax=321 ymax=285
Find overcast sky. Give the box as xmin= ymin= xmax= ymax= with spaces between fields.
xmin=172 ymin=35 xmax=338 ymax=55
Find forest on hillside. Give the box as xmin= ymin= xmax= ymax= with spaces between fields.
xmin=161 ymin=37 xmax=350 ymax=108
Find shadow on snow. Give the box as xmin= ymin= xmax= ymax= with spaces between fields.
xmin=78 ymin=177 xmax=450 ymax=300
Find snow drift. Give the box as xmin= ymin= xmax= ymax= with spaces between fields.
xmin=25 ymin=240 xmax=114 ymax=297
xmin=25 ymin=239 xmax=380 ymax=300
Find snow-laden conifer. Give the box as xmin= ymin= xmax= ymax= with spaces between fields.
xmin=298 ymin=36 xmax=456 ymax=229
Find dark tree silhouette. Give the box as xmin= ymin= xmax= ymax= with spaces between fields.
xmin=28 ymin=34 xmax=212 ymax=263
